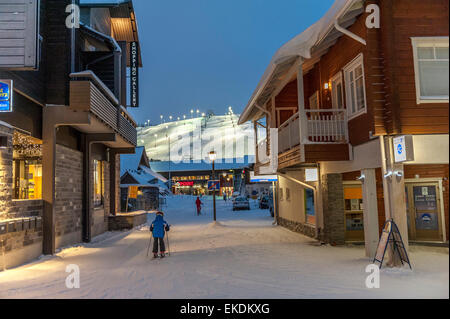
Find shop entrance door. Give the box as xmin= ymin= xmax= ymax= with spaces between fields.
xmin=406 ymin=182 xmax=443 ymax=242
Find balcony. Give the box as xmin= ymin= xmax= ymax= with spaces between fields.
xmin=277 ymin=109 xmax=350 ymax=170
xmin=69 ymin=71 xmax=137 ymax=147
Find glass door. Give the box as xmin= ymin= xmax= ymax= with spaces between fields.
xmin=406 ymin=182 xmax=443 ymax=241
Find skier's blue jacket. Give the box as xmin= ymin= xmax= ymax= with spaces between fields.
xmin=150 ymin=215 xmax=170 ymax=238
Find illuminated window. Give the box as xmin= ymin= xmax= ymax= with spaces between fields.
xmin=93 ymin=160 xmax=104 ymax=207
xmin=12 ymin=131 xmax=42 ymax=200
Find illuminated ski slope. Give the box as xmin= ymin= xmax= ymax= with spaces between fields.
xmin=137 ymin=114 xmax=255 ymax=164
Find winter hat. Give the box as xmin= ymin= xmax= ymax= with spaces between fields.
xmin=156 ymin=211 xmax=164 ymax=216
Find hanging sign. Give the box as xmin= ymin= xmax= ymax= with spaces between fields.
xmin=250 ymin=171 xmax=278 ymax=183
xmin=0 ymin=80 xmax=13 ymax=112
xmin=130 ymin=42 xmax=139 ymax=107
xmin=393 ymin=135 xmax=414 ymax=163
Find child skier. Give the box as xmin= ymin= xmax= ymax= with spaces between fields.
xmin=150 ymin=211 xmax=170 ymax=258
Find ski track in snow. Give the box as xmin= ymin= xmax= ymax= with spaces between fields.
xmin=0 ymin=195 xmax=448 ymax=299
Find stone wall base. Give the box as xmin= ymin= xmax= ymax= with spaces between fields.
xmin=277 ymin=216 xmax=316 ymax=239
xmin=56 ymin=231 xmax=82 ymax=250
xmin=109 ymin=212 xmax=148 ymax=231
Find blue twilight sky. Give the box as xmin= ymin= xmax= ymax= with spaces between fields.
xmin=128 ymin=0 xmax=335 ymax=124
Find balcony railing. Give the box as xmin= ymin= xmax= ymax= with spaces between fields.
xmin=69 ymin=71 xmax=137 ymax=146
xmin=278 ymin=112 xmax=300 ymax=154
xmin=306 ymin=109 xmax=348 ymax=144
xmin=278 ymin=109 xmax=348 ymax=154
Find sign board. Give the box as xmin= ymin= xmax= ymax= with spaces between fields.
xmin=393 ymin=135 xmax=414 ymax=163
xmin=0 ymin=80 xmax=13 ymax=112
xmin=128 ymin=186 xmax=139 ymax=199
xmin=208 ymin=180 xmax=220 ymax=191
xmin=176 ymin=181 xmax=194 ymax=187
xmin=373 ymin=219 xmax=412 ymax=269
xmin=130 ymin=41 xmax=139 ymax=107
xmin=250 ymin=171 xmax=277 ymax=183
xmin=305 ymin=168 xmax=319 ymax=182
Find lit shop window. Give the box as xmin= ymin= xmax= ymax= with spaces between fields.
xmin=93 ymin=160 xmax=104 ymax=207
xmin=12 ymin=132 xmax=43 ymax=200
xmin=411 ymin=37 xmax=449 ymax=103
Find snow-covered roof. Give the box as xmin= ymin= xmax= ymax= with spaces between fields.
xmin=238 ymin=0 xmax=363 ymax=124
xmin=120 ymin=147 xmax=146 ymax=174
xmin=121 ymin=146 xmax=168 ymax=185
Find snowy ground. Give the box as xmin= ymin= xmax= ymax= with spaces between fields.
xmin=0 ymin=196 xmax=448 ymax=299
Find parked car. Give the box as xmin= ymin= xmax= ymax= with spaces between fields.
xmin=231 ymin=192 xmax=240 ymax=199
xmin=233 ymin=196 xmax=250 ymax=211
xmin=259 ymin=195 xmax=271 ymax=209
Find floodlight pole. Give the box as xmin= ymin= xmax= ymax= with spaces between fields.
xmin=213 ymin=159 xmax=216 ymax=222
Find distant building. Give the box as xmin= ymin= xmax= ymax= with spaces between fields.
xmin=120 ymin=147 xmax=169 ymax=212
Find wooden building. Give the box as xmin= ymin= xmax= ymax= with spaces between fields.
xmin=239 ymin=0 xmax=449 ymax=258
xmin=0 ymin=0 xmax=142 ymax=269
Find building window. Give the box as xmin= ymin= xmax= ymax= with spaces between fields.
xmin=343 ymin=54 xmax=367 ymax=119
xmin=12 ymin=132 xmax=42 ymax=200
xmin=285 ymin=188 xmax=291 ymax=201
xmin=93 ymin=160 xmax=104 ymax=207
xmin=309 ymin=91 xmax=319 ymax=109
xmin=411 ymin=37 xmax=449 ymax=103
xmin=331 ymin=72 xmax=344 ymax=109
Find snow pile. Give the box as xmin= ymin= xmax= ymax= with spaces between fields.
xmin=0 ymin=196 xmax=448 ymax=299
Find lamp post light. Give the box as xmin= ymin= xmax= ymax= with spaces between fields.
xmin=160 ymin=115 xmax=163 ymax=124
xmin=209 ymin=151 xmax=217 ymax=222
xmin=190 ymin=109 xmax=194 ymax=119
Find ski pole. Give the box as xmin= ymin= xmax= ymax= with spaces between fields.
xmin=166 ymin=230 xmax=171 ymax=257
xmin=146 ymin=233 xmax=153 ymax=258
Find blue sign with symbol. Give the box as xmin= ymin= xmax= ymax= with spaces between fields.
xmin=0 ymin=80 xmax=12 ymax=112
xmin=397 ymin=144 xmax=403 ymax=155
xmin=208 ymin=180 xmax=220 ymax=191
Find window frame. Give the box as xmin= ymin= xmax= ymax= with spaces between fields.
xmin=343 ymin=53 xmax=367 ymax=120
xmin=331 ymin=72 xmax=345 ymax=110
xmin=411 ymin=36 xmax=449 ymax=104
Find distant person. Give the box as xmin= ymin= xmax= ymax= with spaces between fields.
xmin=195 ymin=197 xmax=203 ymax=216
xmin=150 ymin=212 xmax=170 ymax=259
xmin=223 ymin=193 xmax=227 ymax=202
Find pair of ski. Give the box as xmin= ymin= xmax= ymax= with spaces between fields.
xmin=146 ymin=236 xmax=171 ymax=259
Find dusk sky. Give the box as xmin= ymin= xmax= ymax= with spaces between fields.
xmin=128 ymin=0 xmax=335 ymax=124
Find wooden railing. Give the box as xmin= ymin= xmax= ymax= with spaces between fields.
xmin=69 ymin=71 xmax=137 ymax=146
xmin=278 ymin=112 xmax=300 ymax=154
xmin=277 ymin=109 xmax=348 ymax=154
xmin=306 ymin=109 xmax=348 ymax=144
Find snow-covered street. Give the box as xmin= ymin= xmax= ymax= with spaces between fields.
xmin=0 ymin=196 xmax=448 ymax=299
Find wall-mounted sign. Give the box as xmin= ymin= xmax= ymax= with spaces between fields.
xmin=0 ymin=80 xmax=13 ymax=112
xmin=250 ymin=171 xmax=278 ymax=183
xmin=305 ymin=168 xmax=319 ymax=182
xmin=393 ymin=135 xmax=414 ymax=163
xmin=130 ymin=41 xmax=139 ymax=108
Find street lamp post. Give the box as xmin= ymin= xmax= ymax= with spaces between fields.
xmin=209 ymin=151 xmax=217 ymax=222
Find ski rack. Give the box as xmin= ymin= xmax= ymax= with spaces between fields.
xmin=373 ymin=219 xmax=412 ymax=270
